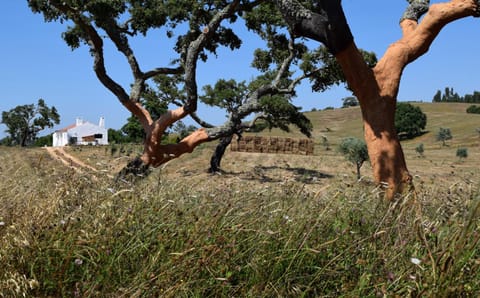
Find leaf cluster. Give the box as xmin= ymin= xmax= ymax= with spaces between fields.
xmin=29 ymin=0 xmax=242 ymax=61
xmin=338 ymin=137 xmax=369 ymax=167
xmin=436 ymin=127 xmax=452 ymax=146
xmin=394 ymin=102 xmax=427 ymax=139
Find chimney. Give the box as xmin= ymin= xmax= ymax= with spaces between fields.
xmin=99 ymin=117 xmax=105 ymax=128
xmin=76 ymin=117 xmax=83 ymax=126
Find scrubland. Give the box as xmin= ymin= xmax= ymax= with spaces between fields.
xmin=1 ymin=103 xmax=479 ymax=297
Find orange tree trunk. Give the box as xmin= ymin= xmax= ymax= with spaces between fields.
xmin=335 ymin=44 xmax=412 ymax=198
xmin=275 ymin=0 xmax=480 ymax=199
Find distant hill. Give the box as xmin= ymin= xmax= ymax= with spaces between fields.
xmin=249 ymin=102 xmax=480 ymax=149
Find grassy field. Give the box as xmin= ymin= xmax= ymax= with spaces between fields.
xmin=0 ymin=103 xmax=479 ymax=297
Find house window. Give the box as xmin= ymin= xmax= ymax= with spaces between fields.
xmin=94 ymin=134 xmax=103 ymax=139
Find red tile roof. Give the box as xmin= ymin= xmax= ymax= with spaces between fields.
xmin=56 ymin=123 xmax=76 ymax=132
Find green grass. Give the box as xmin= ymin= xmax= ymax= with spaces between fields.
xmin=1 ymin=102 xmax=479 ymax=296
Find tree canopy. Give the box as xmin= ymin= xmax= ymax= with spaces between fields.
xmin=338 ymin=137 xmax=369 ymax=180
xmin=394 ymin=102 xmax=427 ymax=139
xmin=29 ymin=0 xmax=480 ymax=199
xmin=28 ymin=0 xmax=372 ymax=172
xmin=436 ymin=127 xmax=452 ymax=146
xmin=433 ymin=87 xmax=480 ymax=103
xmin=1 ymin=99 xmax=60 ymax=147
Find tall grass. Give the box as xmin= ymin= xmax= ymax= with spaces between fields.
xmin=1 ymin=147 xmax=479 ymax=297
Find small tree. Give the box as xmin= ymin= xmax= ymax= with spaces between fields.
xmin=341 ymin=96 xmax=359 ymax=108
xmin=395 ymin=102 xmax=427 ymax=139
xmin=338 ymin=137 xmax=369 ymax=180
xmin=436 ymin=127 xmax=452 ymax=147
xmin=321 ymin=135 xmax=331 ymax=151
xmin=456 ymin=148 xmax=468 ymax=161
xmin=415 ymin=143 xmax=425 ymax=158
xmin=1 ymin=99 xmax=60 ymax=147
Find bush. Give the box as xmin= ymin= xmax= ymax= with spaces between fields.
xmin=395 ymin=103 xmax=427 ymax=139
xmin=415 ymin=143 xmax=425 ymax=157
xmin=456 ymin=148 xmax=468 ymax=161
xmin=341 ymin=96 xmax=359 ymax=108
xmin=466 ymin=105 xmax=480 ymax=114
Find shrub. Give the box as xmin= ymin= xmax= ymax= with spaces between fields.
xmin=466 ymin=105 xmax=480 ymax=114
xmin=456 ymin=148 xmax=468 ymax=161
xmin=436 ymin=127 xmax=452 ymax=146
xmin=395 ymin=102 xmax=427 ymax=139
xmin=415 ymin=143 xmax=425 ymax=157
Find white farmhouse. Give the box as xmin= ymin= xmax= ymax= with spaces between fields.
xmin=53 ymin=117 xmax=108 ymax=147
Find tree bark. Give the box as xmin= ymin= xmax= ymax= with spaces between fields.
xmin=276 ymin=0 xmax=480 ymax=199
xmin=208 ymin=135 xmax=234 ymax=173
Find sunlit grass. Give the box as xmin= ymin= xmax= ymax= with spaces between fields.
xmin=1 ymin=146 xmax=478 ymax=297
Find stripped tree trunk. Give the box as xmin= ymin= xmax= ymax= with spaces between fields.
xmin=275 ymin=0 xmax=480 ymax=199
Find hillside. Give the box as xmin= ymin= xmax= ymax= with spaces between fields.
xmin=233 ymin=102 xmax=480 ymax=182
xmin=256 ymin=102 xmax=479 ymax=147
xmin=0 ymin=103 xmax=479 ymax=296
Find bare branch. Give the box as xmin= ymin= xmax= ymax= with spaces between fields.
xmin=183 ymin=0 xmax=241 ymax=113
xmin=189 ymin=112 xmax=215 ymax=129
xmin=143 ymin=67 xmax=183 ymax=80
xmin=272 ymin=30 xmax=296 ymax=87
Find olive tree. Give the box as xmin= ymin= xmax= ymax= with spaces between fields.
xmin=338 ymin=137 xmax=369 ymax=180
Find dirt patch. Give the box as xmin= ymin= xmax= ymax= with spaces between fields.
xmin=45 ymin=147 xmax=98 ymax=173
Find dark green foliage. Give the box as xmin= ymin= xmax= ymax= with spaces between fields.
xmin=466 ymin=105 xmax=480 ymax=114
xmin=456 ymin=148 xmax=468 ymax=160
xmin=34 ymin=134 xmax=53 ymax=147
xmin=1 ymin=99 xmax=60 ymax=147
xmin=0 ymin=136 xmax=13 ymax=146
xmin=259 ymin=95 xmax=312 ymax=137
xmin=121 ymin=87 xmax=170 ymax=143
xmin=341 ymin=96 xmax=359 ymax=108
xmin=108 ymin=128 xmax=129 ymax=144
xmin=200 ymin=77 xmax=313 ymax=138
xmin=394 ymin=102 xmax=427 ymax=139
xmin=200 ymin=79 xmax=248 ymax=113
xmin=338 ymin=137 xmax=369 ymax=179
xmin=432 ymin=87 xmax=480 ymax=103
xmin=121 ymin=116 xmax=146 ymax=143
xmin=300 ymin=48 xmax=377 ymax=93
xmin=415 ymin=143 xmax=425 ymax=157
xmin=29 ymin=0 xmax=241 ymax=60
xmin=436 ymin=127 xmax=452 ymax=146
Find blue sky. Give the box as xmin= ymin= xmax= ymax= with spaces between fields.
xmin=1 ymin=1 xmax=479 ymax=139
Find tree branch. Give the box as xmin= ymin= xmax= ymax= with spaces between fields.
xmin=183 ymin=0 xmax=241 ymax=113
xmin=274 ymin=0 xmax=353 ymax=54
xmin=143 ymin=67 xmax=184 ymax=80
xmin=376 ymin=0 xmax=480 ymax=98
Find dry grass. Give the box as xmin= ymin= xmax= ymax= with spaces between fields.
xmin=0 ymin=102 xmax=479 ymax=296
